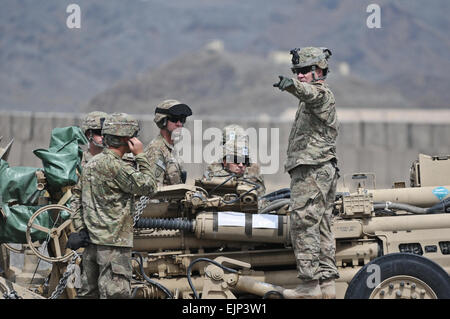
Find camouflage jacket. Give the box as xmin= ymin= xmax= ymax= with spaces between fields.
xmin=205 ymin=162 xmax=266 ymax=197
xmin=284 ymin=80 xmax=338 ymax=172
xmin=144 ymin=134 xmax=183 ymax=186
xmin=70 ymin=150 xmax=92 ymax=232
xmin=80 ymin=149 xmax=93 ymax=168
xmin=79 ymin=148 xmax=157 ymax=247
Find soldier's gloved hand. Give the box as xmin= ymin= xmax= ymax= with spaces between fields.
xmin=66 ymin=229 xmax=91 ymax=250
xmin=273 ymin=75 xmax=294 ymax=91
xmin=181 ymin=170 xmax=187 ymax=183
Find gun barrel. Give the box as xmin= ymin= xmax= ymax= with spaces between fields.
xmin=363 ymin=213 xmax=450 ymax=233
xmin=369 ymin=185 xmax=450 ymax=207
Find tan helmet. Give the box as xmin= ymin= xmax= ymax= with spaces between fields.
xmin=81 ymin=111 xmax=108 ymax=133
xmin=154 ymin=99 xmax=193 ymax=129
xmin=102 ymin=113 xmax=140 ymax=137
xmin=222 ymin=124 xmax=248 ymax=145
xmin=223 ymin=138 xmax=249 ymax=165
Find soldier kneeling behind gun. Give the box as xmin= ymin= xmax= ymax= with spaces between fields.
xmin=204 ymin=124 xmax=265 ymax=203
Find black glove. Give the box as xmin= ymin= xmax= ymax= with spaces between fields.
xmin=66 ymin=229 xmax=91 ymax=250
xmin=181 ymin=170 xmax=187 ymax=184
xmin=273 ymin=75 xmax=294 ymax=91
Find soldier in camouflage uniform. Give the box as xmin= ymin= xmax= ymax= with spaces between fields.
xmin=204 ymin=124 xmax=265 ymax=198
xmin=80 ymin=111 xmax=108 ymax=166
xmin=274 ymin=47 xmax=339 ymax=299
xmin=144 ymin=99 xmax=192 ymax=186
xmin=70 ymin=111 xmax=108 ymax=232
xmin=67 ymin=113 xmax=157 ymax=299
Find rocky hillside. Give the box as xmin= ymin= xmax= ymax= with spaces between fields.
xmin=86 ymin=45 xmax=411 ymax=118
xmin=0 ymin=0 xmax=449 ymax=115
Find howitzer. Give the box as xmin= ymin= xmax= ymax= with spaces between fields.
xmin=2 ymin=153 xmax=450 ymax=299
xmin=129 ymin=153 xmax=450 ymax=299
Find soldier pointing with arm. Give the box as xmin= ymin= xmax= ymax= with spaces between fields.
xmin=274 ymin=47 xmax=340 ymax=299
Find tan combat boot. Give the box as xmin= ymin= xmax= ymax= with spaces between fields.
xmin=319 ymin=278 xmax=336 ymax=299
xmin=282 ymin=280 xmax=322 ymax=299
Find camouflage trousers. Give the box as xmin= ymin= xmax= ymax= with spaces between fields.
xmin=77 ymin=244 xmax=132 ymax=299
xmin=289 ymin=161 xmax=339 ymax=282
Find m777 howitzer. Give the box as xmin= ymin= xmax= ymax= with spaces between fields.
xmin=128 ymin=153 xmax=450 ymax=299
xmin=2 ymin=152 xmax=450 ymax=299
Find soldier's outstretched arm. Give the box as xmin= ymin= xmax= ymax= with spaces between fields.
xmin=288 ymin=79 xmax=329 ymax=104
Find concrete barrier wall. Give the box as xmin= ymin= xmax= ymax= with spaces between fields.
xmin=1 ymin=109 xmax=449 ymax=192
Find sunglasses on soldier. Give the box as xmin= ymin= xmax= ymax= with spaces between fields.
xmin=225 ymin=155 xmax=250 ymax=167
xmin=291 ymin=66 xmax=314 ymax=75
xmin=168 ymin=116 xmax=187 ymax=124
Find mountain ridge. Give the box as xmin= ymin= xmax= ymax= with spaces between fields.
xmin=0 ymin=0 xmax=448 ymax=114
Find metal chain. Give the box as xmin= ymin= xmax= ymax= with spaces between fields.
xmin=1 ymin=282 xmax=22 ymax=299
xmin=3 ymin=290 xmax=22 ymax=299
xmin=134 ymin=195 xmax=149 ymax=226
xmin=49 ymin=251 xmax=80 ymax=299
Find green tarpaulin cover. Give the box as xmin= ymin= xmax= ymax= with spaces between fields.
xmin=0 ymin=126 xmax=86 ymax=243
xmin=0 ymin=204 xmax=70 ymax=243
xmin=33 ymin=126 xmax=88 ymax=191
xmin=0 ymin=160 xmax=41 ymax=206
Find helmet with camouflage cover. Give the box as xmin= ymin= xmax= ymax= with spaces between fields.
xmin=222 ymin=124 xmax=248 ymax=145
xmin=102 ymin=113 xmax=140 ymax=137
xmin=290 ymin=47 xmax=332 ymax=76
xmin=154 ymin=99 xmax=193 ymax=129
xmin=222 ymin=138 xmax=250 ymax=165
xmin=81 ymin=111 xmax=108 ymax=134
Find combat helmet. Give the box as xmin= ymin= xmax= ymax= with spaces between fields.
xmin=290 ymin=47 xmax=332 ymax=80
xmin=81 ymin=111 xmax=108 ymax=134
xmin=222 ymin=124 xmax=248 ymax=145
xmin=101 ymin=113 xmax=140 ymax=148
xmin=223 ymin=138 xmax=250 ymax=166
xmin=154 ymin=99 xmax=193 ymax=129
xmin=102 ymin=113 xmax=140 ymax=137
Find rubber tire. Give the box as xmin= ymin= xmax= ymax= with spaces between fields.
xmin=345 ymin=253 xmax=450 ymax=299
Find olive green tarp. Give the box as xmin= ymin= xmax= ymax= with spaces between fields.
xmin=0 ymin=126 xmax=87 ymax=244
xmin=33 ymin=126 xmax=88 ymax=191
xmin=0 ymin=204 xmax=71 ymax=244
xmin=0 ymin=160 xmax=41 ymax=206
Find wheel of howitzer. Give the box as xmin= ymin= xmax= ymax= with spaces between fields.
xmin=1 ymin=243 xmax=26 ymax=254
xmin=26 ymin=204 xmax=75 ymax=263
xmin=345 ymin=253 xmax=450 ymax=299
